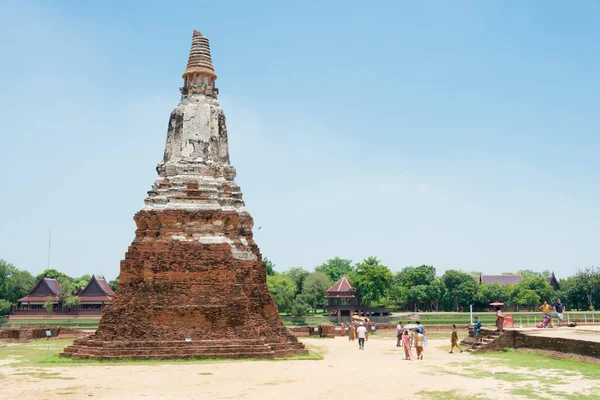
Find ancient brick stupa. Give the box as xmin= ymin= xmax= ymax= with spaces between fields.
xmin=62 ymin=31 xmax=306 ymax=360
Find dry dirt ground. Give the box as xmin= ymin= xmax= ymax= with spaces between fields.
xmin=1 ymin=335 xmax=599 ymax=400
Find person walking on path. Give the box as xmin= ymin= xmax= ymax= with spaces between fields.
xmin=554 ymin=299 xmax=564 ymax=327
xmin=415 ymin=330 xmax=425 ymax=360
xmin=348 ymin=322 xmax=356 ymax=341
xmin=341 ymin=322 xmax=346 ymax=337
xmin=401 ymin=330 xmax=414 ymax=360
xmin=473 ymin=316 xmax=482 ymax=343
xmin=396 ymin=321 xmax=403 ymax=347
xmin=495 ymin=307 xmax=505 ymax=332
xmin=449 ymin=324 xmax=464 ymax=353
xmin=356 ymin=322 xmax=367 ymax=350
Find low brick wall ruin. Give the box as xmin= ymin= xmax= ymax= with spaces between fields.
xmin=514 ymin=331 xmax=600 ymax=358
xmin=462 ymin=328 xmax=600 ymax=359
xmin=0 ymin=327 xmax=83 ymax=342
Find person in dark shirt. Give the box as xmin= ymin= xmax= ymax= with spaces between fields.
xmin=473 ymin=316 xmax=482 ymax=342
xmin=554 ymin=299 xmax=564 ymax=327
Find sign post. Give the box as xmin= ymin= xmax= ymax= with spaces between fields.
xmin=469 ymin=305 xmax=473 ymax=325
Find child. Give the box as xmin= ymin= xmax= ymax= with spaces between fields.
xmin=449 ymin=324 xmax=464 ymax=353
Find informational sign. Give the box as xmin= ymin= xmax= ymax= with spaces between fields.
xmin=45 ymin=330 xmax=52 ymax=338
xmin=313 ymin=327 xmax=319 ymax=332
xmin=371 ymin=326 xmax=376 ymax=331
xmin=185 ymin=338 xmax=192 ymax=342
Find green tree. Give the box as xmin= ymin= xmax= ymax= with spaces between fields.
xmin=397 ymin=265 xmax=436 ymax=287
xmin=406 ymin=285 xmax=428 ymax=311
xmin=3 ymin=266 xmax=36 ymax=304
xmin=108 ymin=274 xmax=120 ymax=292
xmin=513 ymin=288 xmax=540 ymax=311
xmin=315 ymin=257 xmax=354 ymax=283
xmin=427 ymin=277 xmax=446 ymax=311
xmin=476 ymin=283 xmax=510 ymax=307
xmin=560 ymin=276 xmax=588 ymax=311
xmin=289 ymin=294 xmax=311 ymax=317
xmin=516 ymin=269 xmax=542 ymax=280
xmin=351 ymin=257 xmax=393 ymax=307
xmin=264 ymin=258 xmax=276 ymax=276
xmin=266 ymin=274 xmax=297 ymax=314
xmin=43 ymin=296 xmax=54 ymax=315
xmin=72 ymin=274 xmax=91 ymax=291
xmin=63 ymin=296 xmax=81 ymax=311
xmin=0 ymin=260 xmax=10 ymax=299
xmin=37 ymin=268 xmax=71 ymax=281
xmin=514 ymin=277 xmax=554 ymax=307
xmin=287 ymin=267 xmax=309 ymax=295
xmin=0 ymin=299 xmax=11 ymax=315
xmin=442 ymin=270 xmax=478 ymax=311
xmin=576 ymin=266 xmax=600 ymax=311
xmin=302 ymin=271 xmax=332 ymax=313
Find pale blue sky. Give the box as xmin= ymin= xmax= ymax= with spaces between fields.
xmin=1 ymin=1 xmax=598 ymax=280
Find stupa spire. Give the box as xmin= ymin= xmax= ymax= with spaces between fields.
xmin=181 ymin=30 xmax=218 ymax=96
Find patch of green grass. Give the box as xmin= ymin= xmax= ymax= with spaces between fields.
xmin=475 ymin=350 xmax=600 ymax=380
xmin=0 ymin=338 xmax=74 ymax=366
xmin=510 ymin=386 xmax=546 ymax=399
xmin=0 ymin=319 xmax=99 ymax=328
xmin=416 ymin=389 xmax=488 ymax=400
xmin=198 ymin=372 xmax=213 ymax=375
xmin=13 ymin=370 xmax=75 ymax=380
xmin=562 ymin=391 xmax=600 ymax=400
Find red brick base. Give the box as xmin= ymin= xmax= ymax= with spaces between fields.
xmin=61 ymin=210 xmax=306 ymax=360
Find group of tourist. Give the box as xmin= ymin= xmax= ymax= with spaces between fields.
xmin=394 ymin=321 xmax=427 ymax=360
xmin=342 ymin=319 xmax=370 ymax=350
xmin=540 ymin=299 xmax=564 ymax=328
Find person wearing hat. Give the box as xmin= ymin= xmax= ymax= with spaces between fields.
xmin=473 ymin=316 xmax=482 ymax=342
xmin=356 ymin=322 xmax=367 ymax=350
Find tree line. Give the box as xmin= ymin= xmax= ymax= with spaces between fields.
xmin=0 ymin=260 xmax=119 ymax=315
xmin=266 ymin=257 xmax=600 ymax=316
xmin=1 ymin=257 xmax=598 ymax=316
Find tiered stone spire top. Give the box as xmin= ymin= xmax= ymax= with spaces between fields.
xmin=182 ymin=30 xmax=218 ymax=96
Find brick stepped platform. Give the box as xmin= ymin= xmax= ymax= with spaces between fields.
xmin=61 ymin=338 xmax=307 ymax=360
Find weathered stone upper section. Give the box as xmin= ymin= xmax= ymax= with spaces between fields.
xmin=144 ymin=31 xmax=241 ymax=212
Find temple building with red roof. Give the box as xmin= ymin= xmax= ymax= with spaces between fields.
xmin=13 ymin=275 xmax=114 ymax=316
xmin=17 ymin=278 xmax=62 ymax=311
xmin=76 ymin=275 xmax=114 ymax=311
xmin=325 ymin=277 xmax=391 ymax=322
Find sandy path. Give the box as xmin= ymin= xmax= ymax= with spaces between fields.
xmin=0 ymin=336 xmax=590 ymax=400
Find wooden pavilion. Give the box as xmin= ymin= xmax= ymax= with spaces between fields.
xmin=324 ymin=277 xmax=392 ymax=322
xmin=76 ymin=275 xmax=114 ymax=311
xmin=16 ymin=278 xmax=62 ymax=311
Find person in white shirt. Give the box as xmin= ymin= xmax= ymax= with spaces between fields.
xmin=396 ymin=321 xmax=403 ymax=347
xmin=356 ymin=322 xmax=367 ymax=350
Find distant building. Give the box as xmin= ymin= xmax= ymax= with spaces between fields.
xmin=473 ymin=273 xmax=560 ymax=290
xmin=76 ymin=275 xmax=114 ymax=311
xmin=545 ymin=272 xmax=560 ymax=291
xmin=16 ymin=278 xmax=62 ymax=311
xmin=474 ymin=274 xmax=523 ymax=286
xmin=13 ymin=275 xmax=114 ymax=316
xmin=324 ymin=276 xmax=391 ymax=322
